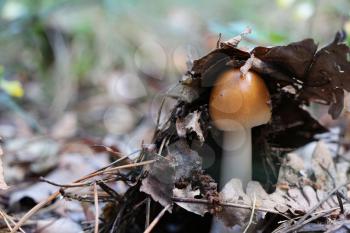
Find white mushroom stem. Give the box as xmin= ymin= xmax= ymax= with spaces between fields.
xmin=221 ymin=127 xmax=251 ymax=188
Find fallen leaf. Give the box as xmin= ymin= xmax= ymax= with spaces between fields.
xmin=176 ymin=111 xmax=205 ymax=143
xmin=140 ymin=154 xmax=174 ymax=208
xmin=141 ymin=140 xmax=202 ymax=208
xmin=252 ymin=39 xmax=317 ymax=80
xmin=216 ymin=179 xmax=251 ymax=227
xmin=301 ymin=31 xmax=350 ymax=118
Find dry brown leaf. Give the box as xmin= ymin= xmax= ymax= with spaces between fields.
xmin=216 ymin=179 xmax=251 ymax=227
xmin=176 ymin=111 xmax=205 ymax=143
xmin=141 ymin=140 xmax=202 ymax=208
xmin=140 ymin=155 xmax=174 ymax=208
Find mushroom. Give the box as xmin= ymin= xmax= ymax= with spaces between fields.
xmin=209 ymin=68 xmax=271 ymax=188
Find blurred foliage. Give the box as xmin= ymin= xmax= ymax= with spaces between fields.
xmin=0 ymin=65 xmax=23 ymax=97
xmin=0 ymin=79 xmax=24 ymax=97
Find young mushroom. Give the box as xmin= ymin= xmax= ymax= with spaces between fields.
xmin=209 ymin=68 xmax=271 ymax=188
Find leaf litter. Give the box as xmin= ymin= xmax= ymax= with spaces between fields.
xmin=3 ymin=30 xmax=350 ymax=233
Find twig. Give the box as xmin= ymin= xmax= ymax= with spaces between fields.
xmin=158 ymin=137 xmax=167 ymax=155
xmin=101 ymin=160 xmax=156 ymax=174
xmin=42 ymin=175 xmax=130 ymax=190
xmin=93 ymin=183 xmax=99 ymax=233
xmin=96 ymin=181 xmax=122 ymax=201
xmin=145 ymin=198 xmax=151 ymax=229
xmin=155 ymin=96 xmax=166 ymax=131
xmin=0 ymin=209 xmax=13 ymax=232
xmin=39 ymin=177 xmax=90 ymax=188
xmin=144 ymin=204 xmax=171 ymax=233
xmin=336 ymin=191 xmax=344 ymax=214
xmin=171 ymin=197 xmax=285 ymax=216
xmin=91 ymin=145 xmax=127 ymax=159
xmin=222 ymin=27 xmax=252 ymax=47
xmin=243 ymin=193 xmax=256 ymax=233
xmin=0 ymin=211 xmax=25 ymax=233
xmin=240 ymin=54 xmax=254 ymax=77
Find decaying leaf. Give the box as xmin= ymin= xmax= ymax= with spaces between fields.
xmin=140 ymin=140 xmax=202 ymax=208
xmin=301 ymin=31 xmax=350 ymax=118
xmin=216 ymin=179 xmax=251 ymax=227
xmin=140 ymin=154 xmax=175 ymax=208
xmin=252 ymin=39 xmax=317 ymax=80
xmin=176 ymin=110 xmax=205 ymax=143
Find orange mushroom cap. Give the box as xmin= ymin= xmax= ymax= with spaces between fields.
xmin=209 ymin=68 xmax=271 ymax=131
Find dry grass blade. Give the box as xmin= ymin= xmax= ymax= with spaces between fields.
xmin=171 ymin=197 xmax=281 ymax=215
xmin=281 ymin=182 xmax=350 ymax=233
xmin=102 ymin=160 xmax=156 ymax=174
xmin=94 ymin=183 xmax=99 ymax=233
xmin=0 ymin=209 xmax=13 ymax=232
xmin=144 ymin=204 xmax=172 ymax=233
xmin=0 ymin=210 xmax=25 ymax=233
xmin=145 ymin=198 xmax=151 ymax=229
xmin=243 ymin=192 xmax=257 ymax=233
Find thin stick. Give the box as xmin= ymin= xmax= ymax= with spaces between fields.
xmin=144 ymin=204 xmax=171 ymax=233
xmin=155 ymin=97 xmax=166 ymax=130
xmin=91 ymin=145 xmax=127 ymax=158
xmin=145 ymin=198 xmax=151 ymax=229
xmin=39 ymin=177 xmax=90 ymax=188
xmin=336 ymin=191 xmax=344 ymax=214
xmin=172 ymin=197 xmax=281 ymax=215
xmin=0 ymin=210 xmax=25 ymax=233
xmin=243 ymin=193 xmax=257 ymax=233
xmin=158 ymin=137 xmax=166 ymax=155
xmin=94 ymin=183 xmax=99 ymax=233
xmin=0 ymin=209 xmax=13 ymax=231
xmin=102 ymin=160 xmax=156 ymax=174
